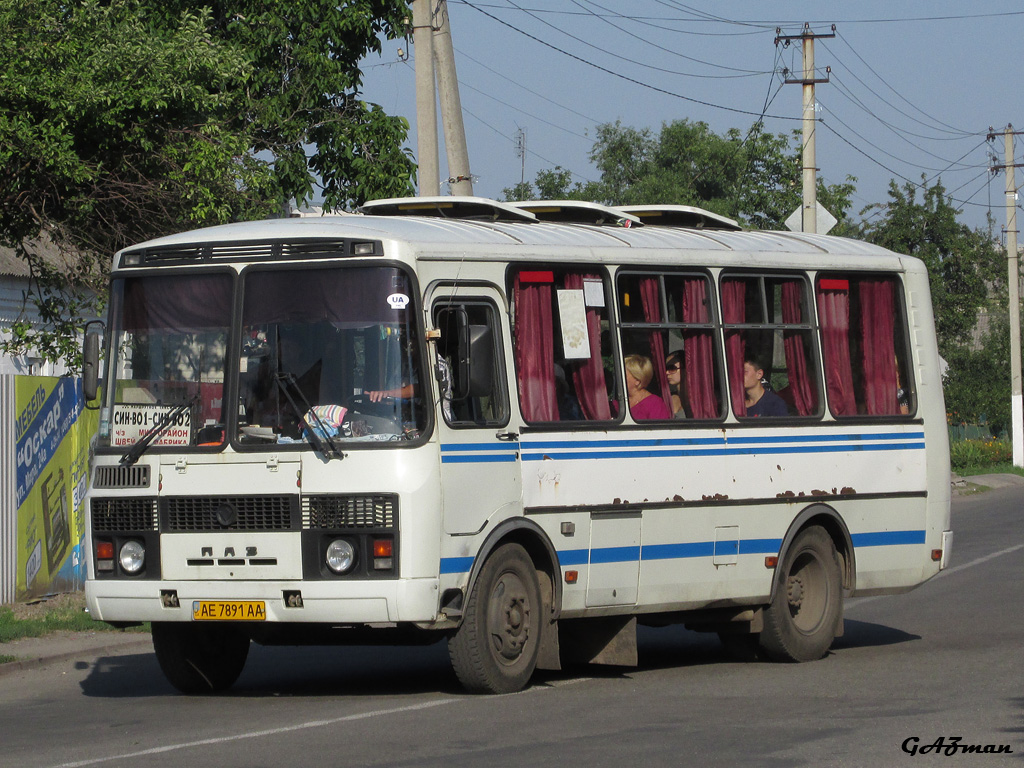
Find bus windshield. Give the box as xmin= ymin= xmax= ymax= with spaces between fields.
xmin=100 ymin=272 xmax=232 ymax=450
xmin=236 ymin=265 xmax=426 ymax=447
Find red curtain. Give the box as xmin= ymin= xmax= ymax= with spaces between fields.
xmin=816 ymin=281 xmax=857 ymax=416
xmin=721 ymin=279 xmax=747 ymax=416
xmin=514 ymin=274 xmax=559 ymax=421
xmin=859 ymin=278 xmax=899 ymax=415
xmin=565 ymin=274 xmax=611 ymax=420
xmin=781 ymin=280 xmax=816 ymax=416
xmin=682 ymin=278 xmax=718 ymax=419
xmin=639 ymin=277 xmax=672 ymax=412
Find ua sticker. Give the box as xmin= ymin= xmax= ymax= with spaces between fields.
xmin=387 ymin=293 xmax=410 ymax=309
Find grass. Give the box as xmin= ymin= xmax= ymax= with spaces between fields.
xmin=0 ymin=592 xmax=145 ymax=645
xmin=954 ymin=461 xmax=1024 ymax=479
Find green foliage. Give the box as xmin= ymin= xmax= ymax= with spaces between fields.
xmin=0 ymin=601 xmax=97 ymax=643
xmin=503 ymin=119 xmax=855 ymax=231
xmin=943 ymin=310 xmax=1011 ymax=437
xmin=1 ymin=0 xmax=415 ymax=369
xmin=861 ymin=178 xmax=1002 ymax=356
xmin=949 ymin=438 xmax=1012 ymax=470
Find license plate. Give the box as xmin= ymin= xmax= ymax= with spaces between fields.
xmin=192 ymin=600 xmax=266 ymax=621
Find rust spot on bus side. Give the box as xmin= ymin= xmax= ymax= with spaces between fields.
xmin=777 ymin=491 xmax=796 ymax=498
xmin=673 ymin=494 xmax=683 ymax=502
xmin=702 ymin=493 xmax=729 ymax=501
xmin=841 ymin=486 xmax=856 ymax=495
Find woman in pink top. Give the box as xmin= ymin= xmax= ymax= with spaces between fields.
xmin=624 ymin=354 xmax=671 ymax=420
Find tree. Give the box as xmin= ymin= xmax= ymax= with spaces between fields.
xmin=0 ymin=0 xmax=414 ymax=367
xmin=503 ymin=119 xmax=855 ymax=232
xmin=861 ymin=178 xmax=1002 ymax=356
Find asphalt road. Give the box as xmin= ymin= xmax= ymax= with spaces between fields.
xmin=1 ymin=487 xmax=1021 ymax=768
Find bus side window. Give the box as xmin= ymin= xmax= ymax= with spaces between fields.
xmin=433 ymin=300 xmax=508 ymax=426
xmin=618 ymin=271 xmax=724 ymax=421
xmin=510 ymin=268 xmax=618 ymax=424
xmin=816 ymin=273 xmax=913 ymax=417
xmin=721 ymin=273 xmax=821 ymax=419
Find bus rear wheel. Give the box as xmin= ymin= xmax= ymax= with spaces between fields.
xmin=760 ymin=526 xmax=842 ymax=663
xmin=448 ymin=543 xmax=541 ymax=694
xmin=152 ymin=622 xmax=250 ymax=694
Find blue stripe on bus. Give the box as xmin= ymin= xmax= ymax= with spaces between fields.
xmin=439 ymin=556 xmax=475 ymax=574
xmin=641 ymin=541 xmax=715 ymax=560
xmin=850 ymin=530 xmax=927 ymax=547
xmin=521 ymin=442 xmax=925 ymax=461
xmin=590 ymin=545 xmax=642 ymax=564
xmin=559 ymin=548 xmax=589 ymax=566
xmin=441 ymin=443 xmax=521 ymax=451
xmin=441 ymin=454 xmax=518 ymax=464
xmin=440 ymin=442 xmax=521 ymax=464
xmin=521 ymin=432 xmax=924 ymax=451
xmin=442 ymin=531 xmax=926 ymax=575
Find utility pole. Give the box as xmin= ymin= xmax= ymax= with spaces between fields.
xmin=412 ymin=0 xmax=439 ymax=196
xmin=433 ymin=0 xmax=473 ymax=196
xmin=515 ymin=127 xmax=527 ymax=185
xmin=989 ymin=125 xmax=1024 ymax=466
xmin=776 ymin=23 xmax=834 ymax=234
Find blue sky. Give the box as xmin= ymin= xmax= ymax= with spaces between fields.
xmin=359 ymin=1 xmax=1023 ymax=234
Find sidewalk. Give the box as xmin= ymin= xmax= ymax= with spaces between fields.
xmin=0 ymin=629 xmax=152 ymax=679
xmin=2 ymin=472 xmax=1022 ymax=677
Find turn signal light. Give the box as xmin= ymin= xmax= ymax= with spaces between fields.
xmin=96 ymin=541 xmax=114 ymax=559
xmin=765 ymin=556 xmax=779 ymax=569
xmin=564 ymin=570 xmax=578 ymax=584
xmin=931 ymin=549 xmax=942 ymax=562
xmin=373 ymin=539 xmax=393 ymax=558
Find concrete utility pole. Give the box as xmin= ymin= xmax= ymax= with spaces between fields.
xmin=433 ymin=0 xmax=473 ymax=196
xmin=412 ymin=0 xmax=439 ymax=196
xmin=777 ymin=23 xmax=834 ymax=234
xmin=990 ymin=125 xmax=1024 ymax=466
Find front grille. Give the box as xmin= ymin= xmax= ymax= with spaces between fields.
xmin=163 ymin=496 xmax=297 ymax=532
xmin=303 ymin=494 xmax=398 ymax=530
xmin=92 ymin=498 xmax=158 ymax=531
xmin=94 ymin=465 xmax=151 ymax=489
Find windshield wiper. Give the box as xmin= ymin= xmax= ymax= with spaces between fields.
xmin=119 ymin=395 xmax=199 ymax=467
xmin=274 ymin=373 xmax=343 ymax=460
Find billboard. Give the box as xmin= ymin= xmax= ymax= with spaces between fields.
xmin=14 ymin=377 xmax=98 ymax=600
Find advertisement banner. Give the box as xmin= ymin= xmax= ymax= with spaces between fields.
xmin=14 ymin=377 xmax=98 ymax=600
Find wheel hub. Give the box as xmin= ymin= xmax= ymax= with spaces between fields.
xmin=489 ymin=576 xmax=531 ymax=662
xmin=787 ymin=574 xmax=805 ymax=610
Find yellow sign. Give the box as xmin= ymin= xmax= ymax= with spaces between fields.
xmin=15 ymin=377 xmax=98 ymax=600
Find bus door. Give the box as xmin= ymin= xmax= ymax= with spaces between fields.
xmin=430 ymin=288 xmax=521 ymax=535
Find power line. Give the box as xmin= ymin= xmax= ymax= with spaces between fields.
xmin=831 ymin=32 xmax=974 ymax=137
xmin=499 ymin=0 xmax=770 ymax=78
xmin=460 ymin=0 xmax=800 ymax=120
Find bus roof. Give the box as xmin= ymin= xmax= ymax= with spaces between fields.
xmin=116 ymin=197 xmax=905 ymax=268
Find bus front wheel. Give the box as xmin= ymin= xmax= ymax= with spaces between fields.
xmin=152 ymin=622 xmax=250 ymax=694
xmin=448 ymin=543 xmax=541 ymax=694
xmin=760 ymin=526 xmax=842 ymax=663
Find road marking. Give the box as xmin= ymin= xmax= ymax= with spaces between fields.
xmin=847 ymin=543 xmax=1024 ymax=609
xmin=52 ymin=698 xmax=459 ymax=768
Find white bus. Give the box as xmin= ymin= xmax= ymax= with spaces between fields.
xmin=82 ymin=197 xmax=952 ymax=695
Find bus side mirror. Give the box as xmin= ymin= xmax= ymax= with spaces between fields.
xmin=82 ymin=321 xmax=103 ymax=402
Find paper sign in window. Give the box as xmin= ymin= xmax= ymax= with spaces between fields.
xmin=556 ymin=289 xmax=591 ymax=360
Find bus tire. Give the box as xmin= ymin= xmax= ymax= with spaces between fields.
xmin=152 ymin=622 xmax=250 ymax=694
xmin=448 ymin=543 xmax=541 ymax=694
xmin=760 ymin=526 xmax=842 ymax=663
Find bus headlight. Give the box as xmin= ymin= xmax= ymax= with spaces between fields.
xmin=326 ymin=539 xmax=355 ymax=574
xmin=119 ymin=540 xmax=145 ymax=574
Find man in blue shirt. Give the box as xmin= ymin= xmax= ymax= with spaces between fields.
xmin=743 ymin=355 xmax=788 ymax=417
